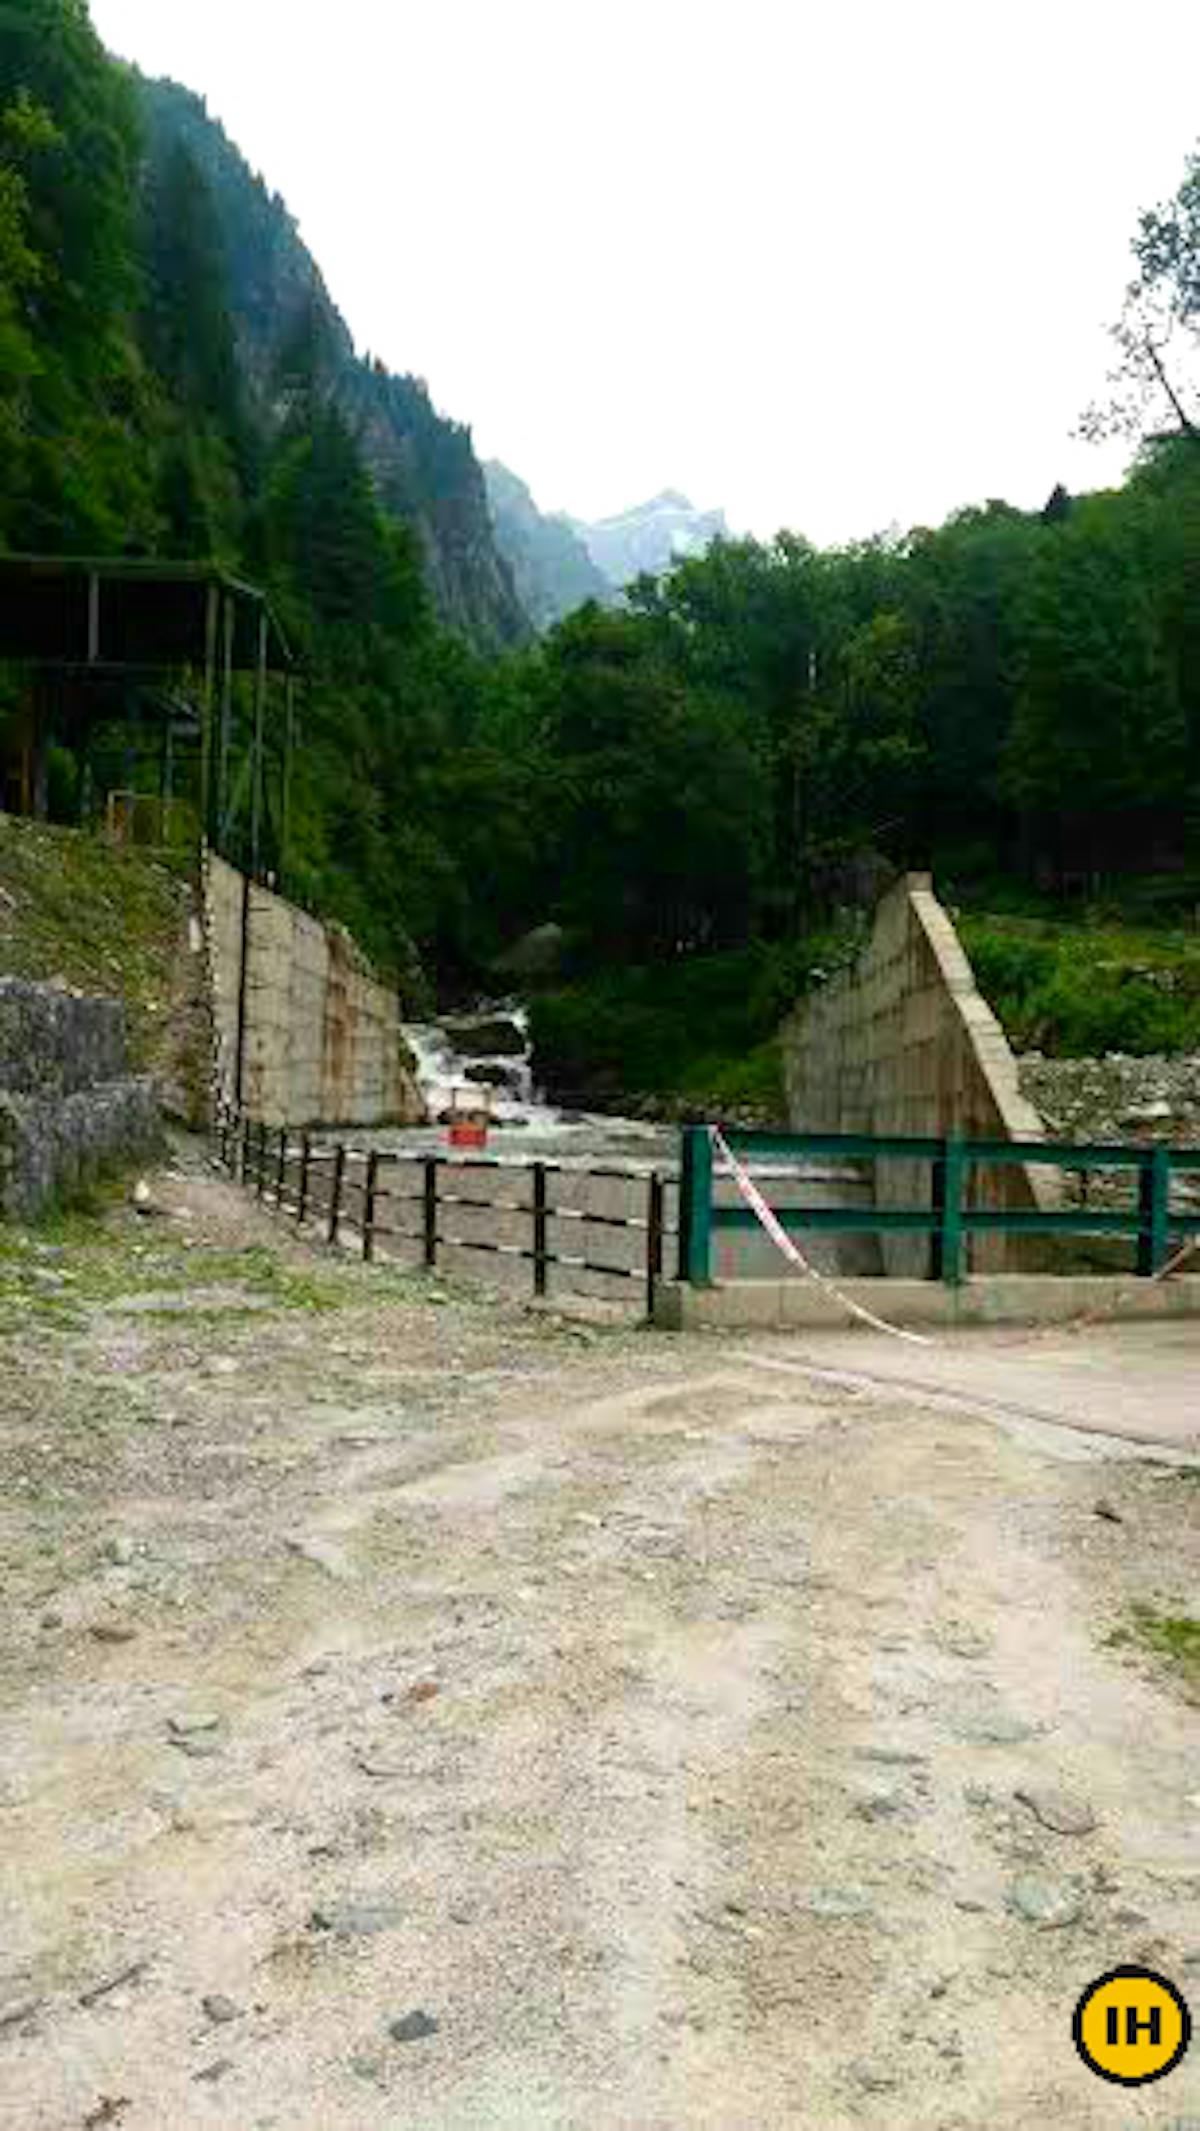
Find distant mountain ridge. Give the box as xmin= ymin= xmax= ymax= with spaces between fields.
xmin=483 ymin=462 xmax=611 ymax=630
xmin=483 ymin=470 xmax=730 ymax=629
xmin=569 ymin=491 xmax=729 ymax=588
xmin=142 ymin=80 xmax=528 ymax=649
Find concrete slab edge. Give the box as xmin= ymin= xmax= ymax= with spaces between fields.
xmin=653 ymin=1274 xmax=1200 ymax=1332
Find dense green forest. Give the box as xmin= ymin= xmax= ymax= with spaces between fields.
xmin=0 ymin=0 xmax=525 ymax=982
xmin=3 ymin=0 xmax=1200 ymax=1084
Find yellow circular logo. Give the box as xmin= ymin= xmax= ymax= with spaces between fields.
xmin=1074 ymin=1966 xmax=1191 ymax=2087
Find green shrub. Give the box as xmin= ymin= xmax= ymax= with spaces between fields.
xmin=529 ymin=937 xmax=854 ymax=1112
xmin=959 ymin=912 xmax=1200 ymax=1055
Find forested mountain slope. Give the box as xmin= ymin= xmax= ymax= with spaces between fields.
xmin=4 ymin=0 xmax=1200 ymax=1090
xmin=141 ymin=81 xmax=527 ymax=650
xmin=0 ymin=0 xmax=535 ymax=984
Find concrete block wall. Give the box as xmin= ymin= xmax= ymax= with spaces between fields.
xmin=780 ymin=874 xmax=1055 ymax=1273
xmin=205 ymin=854 xmax=422 ymax=1128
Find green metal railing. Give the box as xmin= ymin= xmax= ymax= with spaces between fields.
xmin=678 ymin=1125 xmax=1200 ymax=1288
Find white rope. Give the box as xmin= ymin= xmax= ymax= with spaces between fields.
xmin=710 ymin=1126 xmax=933 ymax=1347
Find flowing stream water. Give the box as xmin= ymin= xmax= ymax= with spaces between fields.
xmin=396 ymin=1004 xmax=674 ymax=1167
xmin=381 ymin=1003 xmax=875 ymax=1290
xmin=306 ymin=1005 xmax=872 ymax=1297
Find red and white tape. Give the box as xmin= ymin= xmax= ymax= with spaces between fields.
xmin=710 ymin=1127 xmax=932 ymax=1347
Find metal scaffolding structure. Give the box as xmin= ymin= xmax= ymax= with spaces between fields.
xmin=0 ymin=555 xmax=297 ymax=882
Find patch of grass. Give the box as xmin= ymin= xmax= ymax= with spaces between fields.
xmin=1108 ymin=1602 xmax=1200 ymax=1695
xmin=529 ymin=934 xmax=859 ymax=1115
xmin=0 ymin=815 xmax=193 ymax=1072
xmin=0 ymin=1221 xmax=347 ymax=1318
xmin=957 ymin=910 xmax=1200 ymax=1056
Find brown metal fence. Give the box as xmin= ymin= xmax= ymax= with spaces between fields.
xmin=215 ymin=1111 xmax=675 ymax=1317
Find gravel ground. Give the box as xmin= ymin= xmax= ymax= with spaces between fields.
xmin=1 ymin=1143 xmax=1199 ymax=2130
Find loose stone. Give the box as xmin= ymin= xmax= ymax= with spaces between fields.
xmin=309 ymin=1898 xmax=402 ymax=1938
xmin=953 ymin=1711 xmax=1040 ymax=1746
xmin=848 ymin=2058 xmax=898 ymax=2093
xmin=388 ymin=2010 xmax=439 ymax=2043
xmin=802 ymin=1887 xmax=874 ymax=1920
xmin=1007 ymin=1876 xmax=1083 ymax=1929
xmin=0 ymin=1997 xmax=42 ymax=2034
xmin=201 ymin=1995 xmax=240 ymax=2026
xmin=857 ymin=1746 xmax=928 ymax=1767
xmin=1014 ymin=1785 xmax=1097 ymax=1837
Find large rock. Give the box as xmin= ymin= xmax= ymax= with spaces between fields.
xmin=491 ymin=924 xmax=569 ymax=982
xmin=445 ymin=1016 xmax=527 ymax=1059
xmin=464 ymin=1061 xmax=525 ymax=1092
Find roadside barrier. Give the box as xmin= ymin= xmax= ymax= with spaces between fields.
xmin=679 ymin=1124 xmax=1200 ymax=1287
xmin=711 ymin=1127 xmax=931 ymax=1345
xmin=213 ymin=1108 xmax=674 ymax=1316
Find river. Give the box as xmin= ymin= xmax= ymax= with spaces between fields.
xmin=304 ymin=1004 xmax=877 ymax=1302
xmin=393 ymin=1006 xmax=676 ymax=1169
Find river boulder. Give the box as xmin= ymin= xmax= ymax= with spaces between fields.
xmin=445 ymin=1016 xmax=527 ymax=1058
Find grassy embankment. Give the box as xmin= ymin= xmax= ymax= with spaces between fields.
xmin=958 ymin=907 xmax=1200 ymax=1056
xmin=0 ymin=816 xmax=205 ymax=1113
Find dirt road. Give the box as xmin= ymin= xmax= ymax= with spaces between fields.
xmin=2 ymin=1150 xmax=1198 ymax=2129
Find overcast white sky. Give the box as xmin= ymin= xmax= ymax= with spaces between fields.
xmin=91 ymin=0 xmax=1200 ymax=543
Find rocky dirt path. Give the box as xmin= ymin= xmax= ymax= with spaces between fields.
xmin=1 ymin=1148 xmax=1198 ymax=2129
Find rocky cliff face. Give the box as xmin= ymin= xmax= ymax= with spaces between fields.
xmin=141 ymin=81 xmax=529 ymax=650
xmin=567 ymin=491 xmax=729 ymax=589
xmin=484 ymin=462 xmax=611 ymax=629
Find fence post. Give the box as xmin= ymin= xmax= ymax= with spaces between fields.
xmin=647 ymin=1170 xmax=665 ymax=1320
xmin=930 ymin=1148 xmax=946 ymax=1281
xmin=238 ymin=1113 xmax=250 ymax=1185
xmin=532 ymin=1162 xmax=549 ymax=1298
xmin=423 ymin=1157 xmax=439 ymax=1270
xmin=275 ymin=1126 xmax=288 ymax=1209
xmin=678 ymin=1125 xmax=713 ymax=1285
xmin=1137 ymin=1144 xmax=1171 ymax=1276
xmin=328 ymin=1142 xmax=345 ymax=1248
xmin=297 ymin=1133 xmax=311 ymax=1225
xmin=935 ymin=1135 xmax=965 ymax=1287
xmin=255 ymin=1120 xmax=268 ymax=1199
xmin=363 ymin=1150 xmax=379 ymax=1263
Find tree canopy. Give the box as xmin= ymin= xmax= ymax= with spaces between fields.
xmin=2 ymin=1 xmax=1200 ymax=1008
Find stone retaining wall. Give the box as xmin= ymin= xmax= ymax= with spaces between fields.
xmin=205 ymin=855 xmax=422 ymax=1128
xmin=780 ymin=874 xmax=1054 ymax=1273
xmin=0 ymin=979 xmax=126 ymax=1095
xmin=0 ymin=979 xmax=161 ymax=1217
